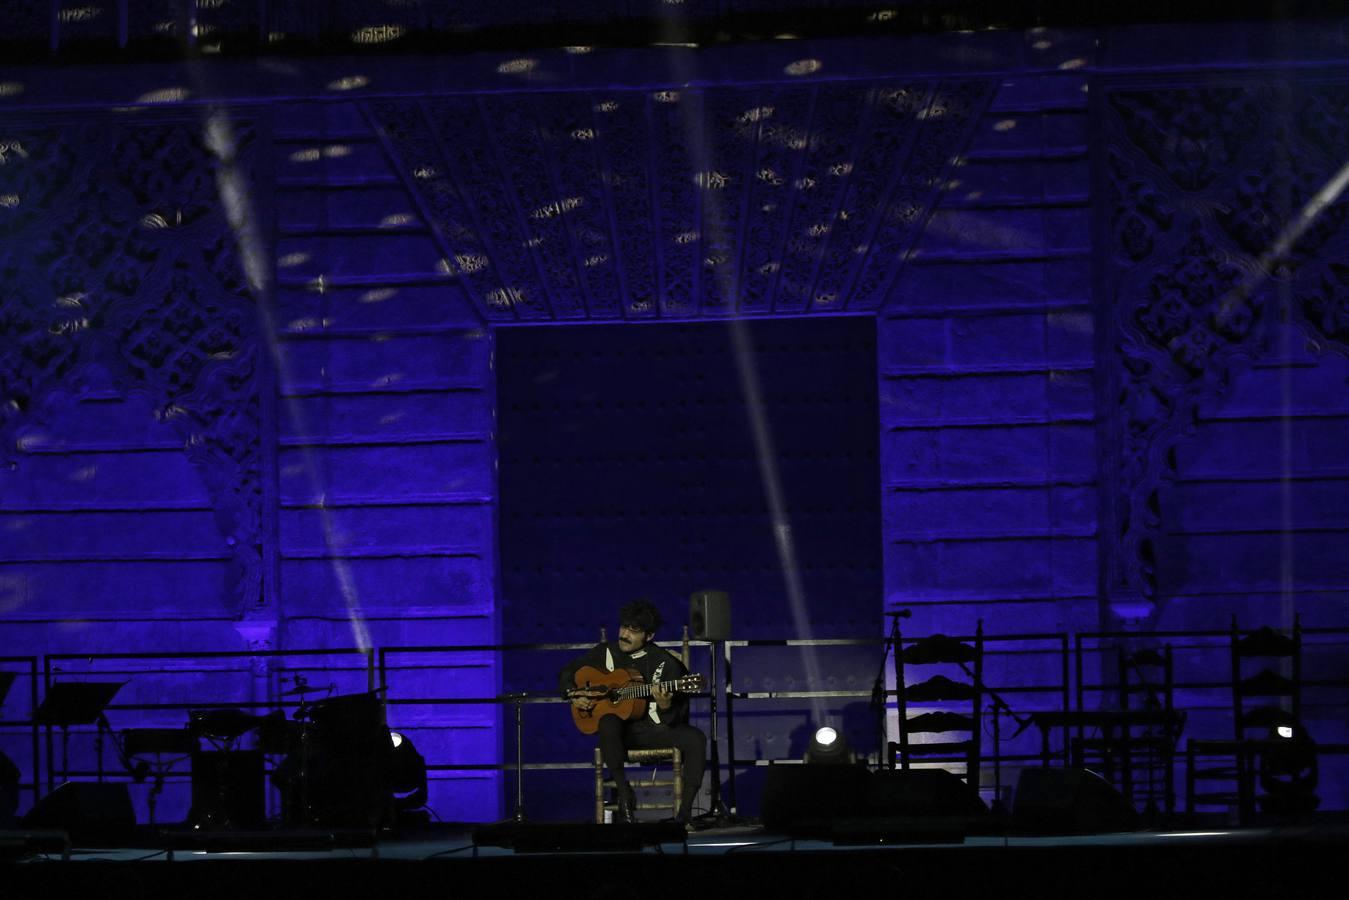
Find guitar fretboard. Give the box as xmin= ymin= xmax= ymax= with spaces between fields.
xmin=615 ymin=678 xmax=687 ymax=699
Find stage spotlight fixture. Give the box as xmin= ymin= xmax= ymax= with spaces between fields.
xmin=805 ymin=725 xmax=853 ymax=765
xmin=1258 ymin=721 xmax=1319 ymax=815
xmin=388 ymin=730 xmax=427 ymax=811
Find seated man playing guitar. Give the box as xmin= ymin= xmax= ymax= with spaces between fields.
xmin=560 ymin=599 xmax=707 ymax=825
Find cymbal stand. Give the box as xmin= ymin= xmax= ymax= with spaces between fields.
xmin=295 ymin=700 xmax=313 ymax=826
xmin=58 ymin=723 xmax=72 ymax=784
xmin=147 ymin=763 xmax=167 ymax=825
xmin=136 ymin=755 xmax=184 ymax=827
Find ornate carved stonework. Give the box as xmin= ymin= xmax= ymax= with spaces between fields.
xmin=0 ymin=114 xmax=269 ymax=615
xmin=1097 ymin=76 xmax=1349 ymax=622
xmin=368 ymin=79 xmax=992 ymax=321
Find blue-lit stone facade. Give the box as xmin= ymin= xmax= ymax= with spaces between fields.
xmin=2 ymin=12 xmax=1349 ymax=823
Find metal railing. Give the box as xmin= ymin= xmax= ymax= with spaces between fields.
xmin=0 ymin=656 xmax=41 ymax=806
xmin=3 ymin=626 xmax=1346 ymax=820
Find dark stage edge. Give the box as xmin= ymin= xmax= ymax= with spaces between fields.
xmin=3 ymin=823 xmax=1348 ymax=898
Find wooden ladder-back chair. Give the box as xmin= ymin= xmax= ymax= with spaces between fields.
xmin=1187 ymin=616 xmax=1303 ymax=823
xmin=1074 ymin=645 xmax=1183 ymax=820
xmin=593 ymin=625 xmax=692 ymax=823
xmin=890 ymin=622 xmax=984 ymax=788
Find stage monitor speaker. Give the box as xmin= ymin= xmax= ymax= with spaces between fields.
xmin=21 ymin=782 xmax=135 ymax=840
xmin=689 ymin=590 xmax=731 ymax=641
xmin=869 ymin=769 xmax=989 ymax=818
xmin=1013 ymin=767 xmax=1140 ymax=834
xmin=760 ymin=765 xmax=869 ymax=832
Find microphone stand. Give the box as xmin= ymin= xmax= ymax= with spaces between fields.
xmin=957 ymin=661 xmax=1033 ymax=817
xmin=696 ymin=639 xmax=738 ymax=827
xmin=870 ymin=610 xmax=910 ymax=768
xmin=506 ymin=692 xmax=528 ymax=823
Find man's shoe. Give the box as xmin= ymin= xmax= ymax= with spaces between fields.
xmin=613 ymin=784 xmax=636 ymax=824
xmin=659 ymin=813 xmax=693 ymax=832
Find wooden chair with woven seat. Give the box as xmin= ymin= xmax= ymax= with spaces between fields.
xmin=592 ymin=625 xmax=692 ymax=823
xmin=1186 ymin=616 xmax=1303 ymax=824
xmin=1073 ymin=644 xmax=1184 ymax=821
xmin=889 ymin=622 xmax=984 ymax=788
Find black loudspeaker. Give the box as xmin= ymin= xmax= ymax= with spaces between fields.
xmin=689 ymin=589 xmax=731 ymax=641
xmin=21 ymin=782 xmax=135 ymax=839
xmin=1013 ymin=767 xmax=1141 ymax=834
xmin=869 ymin=769 xmax=989 ymax=818
xmin=760 ymin=765 xmax=870 ymax=831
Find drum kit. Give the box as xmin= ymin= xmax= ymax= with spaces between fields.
xmin=119 ymin=676 xmax=393 ymax=829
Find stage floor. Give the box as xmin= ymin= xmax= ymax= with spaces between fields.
xmin=5 ymin=819 xmax=1349 ymax=898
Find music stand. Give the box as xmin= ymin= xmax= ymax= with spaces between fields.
xmin=36 ymin=682 xmax=125 ymax=784
xmin=0 ymin=674 xmax=16 ymax=723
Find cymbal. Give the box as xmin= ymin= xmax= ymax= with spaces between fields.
xmin=280 ymin=682 xmax=325 ymax=696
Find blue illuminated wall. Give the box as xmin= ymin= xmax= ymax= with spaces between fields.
xmin=0 ymin=100 xmax=502 ymax=821
xmin=3 ymin=18 xmax=1349 ymax=821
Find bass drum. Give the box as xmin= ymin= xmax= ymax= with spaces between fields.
xmin=274 ymin=690 xmax=393 ymax=827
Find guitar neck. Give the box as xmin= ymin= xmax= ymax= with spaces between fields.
xmin=619 ymin=678 xmax=685 ymax=699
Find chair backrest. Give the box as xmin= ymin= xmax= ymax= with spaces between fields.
xmin=1119 ymin=645 xmax=1173 ymax=713
xmin=894 ymin=621 xmax=984 ymax=785
xmin=1229 ymin=615 xmax=1302 ymax=740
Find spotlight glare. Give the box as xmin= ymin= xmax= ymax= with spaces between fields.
xmin=327 ymin=75 xmax=369 ymax=92
xmin=351 ymin=24 xmax=404 ymax=45
xmin=1277 ymin=725 xmax=1294 ymax=739
xmin=804 ymin=724 xmax=852 ymax=764
xmin=784 ymin=59 xmax=822 ymax=76
xmin=136 ymin=87 xmax=190 ymax=104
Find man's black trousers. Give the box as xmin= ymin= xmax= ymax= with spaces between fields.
xmin=596 ymin=715 xmax=706 ymax=819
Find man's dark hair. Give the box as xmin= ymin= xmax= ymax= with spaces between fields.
xmin=619 ymin=598 xmax=663 ymax=634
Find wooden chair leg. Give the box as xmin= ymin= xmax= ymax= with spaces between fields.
xmin=594 ymin=747 xmax=605 ymax=824
xmin=1185 ymin=742 xmax=1195 ymax=824
xmin=671 ymin=749 xmax=683 ymax=819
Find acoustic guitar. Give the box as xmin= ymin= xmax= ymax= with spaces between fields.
xmin=568 ymin=665 xmax=705 ymax=735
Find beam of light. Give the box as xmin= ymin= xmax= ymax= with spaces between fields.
xmin=656 ymin=15 xmax=828 ymax=727
xmin=177 ymin=57 xmax=374 ymax=654
xmin=1211 ymin=157 xmax=1349 ymax=320
xmin=1201 ymin=156 xmax=1349 ymax=648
